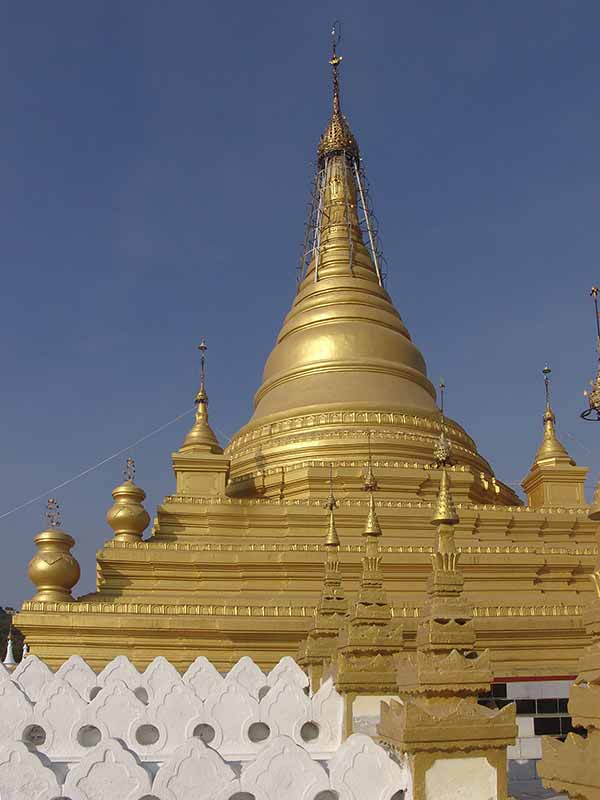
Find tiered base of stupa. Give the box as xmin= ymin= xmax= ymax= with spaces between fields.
xmin=16 ymin=465 xmax=596 ymax=673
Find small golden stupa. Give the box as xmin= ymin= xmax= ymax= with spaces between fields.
xmin=14 ymin=39 xmax=597 ymax=676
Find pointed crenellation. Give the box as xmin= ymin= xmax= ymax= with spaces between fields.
xmin=172 ymin=339 xmax=230 ymax=497
xmin=106 ymin=458 xmax=150 ymax=542
xmin=522 ymin=365 xmax=587 ymax=509
xmin=2 ymin=621 xmax=17 ymax=672
xmin=377 ymin=392 xmax=516 ymax=800
xmin=298 ymin=465 xmax=348 ymax=690
xmin=332 ymin=439 xmax=403 ymax=737
xmin=538 ymin=474 xmax=600 ymax=799
xmin=27 ymin=499 xmax=81 ymax=603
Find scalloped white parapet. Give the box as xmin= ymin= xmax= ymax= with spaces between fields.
xmin=0 ymin=652 xmax=409 ymax=799
xmin=153 ymin=738 xmax=240 ymax=800
xmin=183 ymin=655 xmax=224 ymax=699
xmin=96 ymin=655 xmax=142 ymax=692
xmin=204 ymin=677 xmax=259 ymax=756
xmin=241 ymin=735 xmax=331 ymax=800
xmin=267 ymin=656 xmax=309 ymax=690
xmin=225 ymin=655 xmax=266 ymax=698
xmin=260 ymin=676 xmax=312 ymax=739
xmin=63 ymin=737 xmax=152 ymax=800
xmin=56 ymin=655 xmax=97 ymax=700
xmin=329 ymin=733 xmax=408 ymax=800
xmin=33 ymin=677 xmax=87 ymax=758
xmin=142 ymin=655 xmax=184 ymax=702
xmin=0 ymin=679 xmax=32 ymax=743
xmin=12 ymin=655 xmax=52 ymax=702
xmin=82 ymin=680 xmax=145 ymax=746
xmin=0 ymin=740 xmax=60 ymax=799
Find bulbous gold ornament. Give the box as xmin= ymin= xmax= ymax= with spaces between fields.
xmin=28 ymin=528 xmax=80 ymax=602
xmin=106 ymin=480 xmax=150 ymax=542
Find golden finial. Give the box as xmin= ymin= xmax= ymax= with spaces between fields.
xmin=364 ymin=491 xmax=382 ymax=537
xmin=433 ymin=379 xmax=452 ymax=467
xmin=431 ymin=467 xmax=459 ymax=527
xmin=181 ymin=338 xmax=223 ymax=453
xmin=106 ymin=459 xmax=150 ymax=542
xmin=582 ymin=287 xmax=600 ymax=421
xmin=28 ymin=501 xmax=80 ymax=602
xmin=318 ymin=22 xmax=359 ymax=160
xmin=361 ymin=438 xmax=382 ymax=536
xmin=324 ymin=463 xmax=340 ymax=547
xmin=535 ymin=365 xmax=571 ymax=462
xmin=46 ymin=498 xmax=61 ymax=528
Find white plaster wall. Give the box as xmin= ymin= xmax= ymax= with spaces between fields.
xmin=425 ymin=756 xmax=497 ymax=800
xmin=0 ymin=654 xmax=408 ymax=800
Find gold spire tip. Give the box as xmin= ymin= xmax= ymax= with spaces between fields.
xmin=431 ymin=467 xmax=459 ymax=527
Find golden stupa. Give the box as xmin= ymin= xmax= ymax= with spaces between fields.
xmin=15 ymin=45 xmax=597 ymax=677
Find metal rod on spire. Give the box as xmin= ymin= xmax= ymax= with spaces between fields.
xmin=364 ymin=430 xmax=379 ymax=493
xmin=198 ymin=338 xmax=207 ymax=390
xmin=581 ymin=288 xmax=600 ymax=421
xmin=325 ymin=462 xmax=338 ymax=512
xmin=543 ymin=365 xmax=551 ymax=408
xmin=330 ymin=21 xmax=342 ymax=114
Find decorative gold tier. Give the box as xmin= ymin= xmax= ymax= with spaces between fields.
xmin=15 ymin=493 xmax=597 ymax=671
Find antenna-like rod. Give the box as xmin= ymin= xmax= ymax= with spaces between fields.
xmin=581 ymin=288 xmax=600 ymax=421
xmin=330 ymin=21 xmax=342 ymax=114
xmin=198 ymin=338 xmax=207 ymax=392
xmin=543 ymin=365 xmax=552 ymax=409
xmin=325 ymin=462 xmax=338 ymax=512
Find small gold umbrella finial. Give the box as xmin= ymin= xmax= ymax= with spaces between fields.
xmin=106 ymin=460 xmax=150 ymax=542
xmin=534 ymin=365 xmax=571 ymax=463
xmin=181 ymin=338 xmax=223 ymax=453
xmin=28 ymin=500 xmax=80 ymax=602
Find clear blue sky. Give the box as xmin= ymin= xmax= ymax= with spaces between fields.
xmin=2 ymin=1 xmax=600 ymax=607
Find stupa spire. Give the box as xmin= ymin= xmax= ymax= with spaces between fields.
xmin=533 ymin=366 xmax=572 ymax=465
xmin=299 ymin=25 xmax=382 ymax=286
xmin=181 ymin=339 xmax=223 ymax=454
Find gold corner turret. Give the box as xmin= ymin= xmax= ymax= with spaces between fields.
xmin=298 ymin=464 xmax=348 ymax=689
xmin=106 ymin=458 xmax=150 ymax=542
xmin=27 ymin=499 xmax=80 ymax=602
xmin=378 ymin=442 xmax=516 ymax=800
xmin=522 ymin=366 xmax=587 ymax=509
xmin=172 ymin=340 xmax=230 ymax=497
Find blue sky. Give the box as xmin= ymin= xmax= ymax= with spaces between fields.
xmin=2 ymin=1 xmax=600 ymax=606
